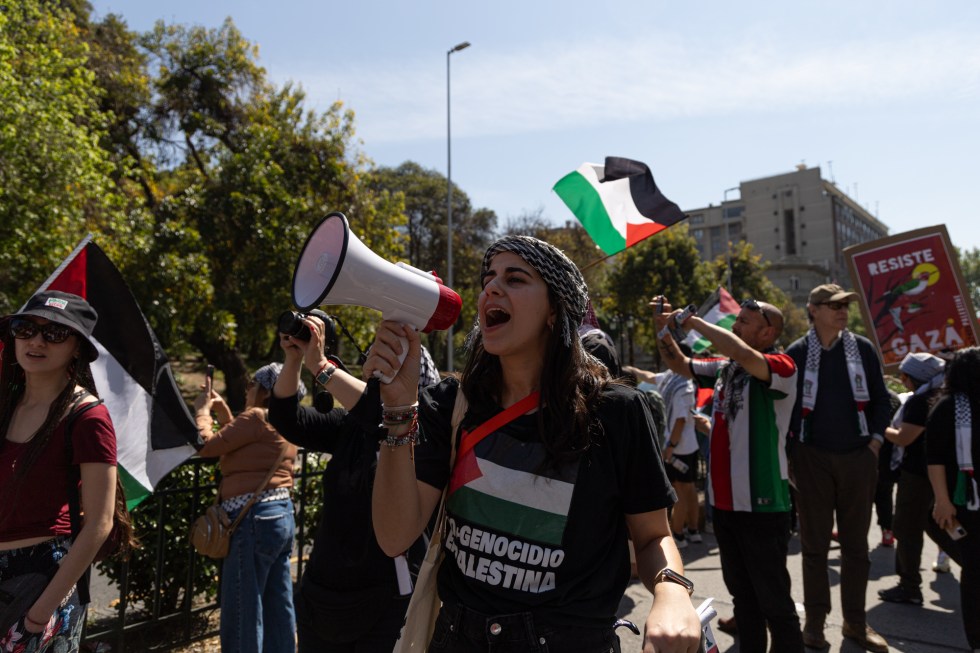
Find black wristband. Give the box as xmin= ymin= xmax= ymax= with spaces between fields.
xmin=668 ymin=441 xmax=679 ymax=448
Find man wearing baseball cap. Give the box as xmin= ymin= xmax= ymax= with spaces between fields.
xmin=787 ymin=284 xmax=892 ymax=652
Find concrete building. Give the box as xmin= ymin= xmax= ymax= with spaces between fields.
xmin=685 ymin=165 xmax=889 ymax=303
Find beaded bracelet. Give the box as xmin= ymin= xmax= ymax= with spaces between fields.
xmin=383 ymin=418 xmax=420 ymax=451
xmin=381 ymin=403 xmax=419 ymax=427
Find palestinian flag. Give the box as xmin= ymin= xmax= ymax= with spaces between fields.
xmin=684 ymin=287 xmax=740 ymax=354
xmin=448 ymin=430 xmax=578 ymax=547
xmin=34 ymin=236 xmax=200 ymax=508
xmin=553 ymin=157 xmax=685 ymax=255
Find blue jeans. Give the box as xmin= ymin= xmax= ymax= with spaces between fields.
xmin=220 ymin=498 xmax=297 ymax=653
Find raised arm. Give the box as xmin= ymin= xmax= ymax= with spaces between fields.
xmin=651 ymin=299 xmax=695 ymax=379
xmin=274 ymin=314 xmax=367 ymax=409
xmin=685 ymin=315 xmax=771 ymax=383
xmin=364 ymin=321 xmax=442 ymax=555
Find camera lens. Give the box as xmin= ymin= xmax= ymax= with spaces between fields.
xmin=277 ymin=311 xmax=311 ymax=341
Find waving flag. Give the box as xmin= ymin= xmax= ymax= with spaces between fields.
xmin=553 ymin=157 xmax=685 ymax=255
xmin=684 ymin=287 xmax=741 ymax=354
xmin=35 ymin=236 xmax=200 ymax=508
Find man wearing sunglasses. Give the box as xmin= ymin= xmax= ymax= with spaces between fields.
xmin=653 ymin=295 xmax=803 ymax=653
xmin=786 ymin=284 xmax=892 ymax=653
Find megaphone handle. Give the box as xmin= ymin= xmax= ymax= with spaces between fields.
xmin=374 ymin=333 xmax=410 ymax=384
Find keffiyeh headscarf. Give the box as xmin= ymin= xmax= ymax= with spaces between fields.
xmin=253 ymin=362 xmax=307 ymax=399
xmin=479 ymin=235 xmax=589 ymax=346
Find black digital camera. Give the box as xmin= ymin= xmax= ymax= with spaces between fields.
xmin=277 ymin=309 xmax=337 ymax=347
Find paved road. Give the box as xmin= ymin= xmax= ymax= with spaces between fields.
xmin=617 ymin=525 xmax=968 ymax=652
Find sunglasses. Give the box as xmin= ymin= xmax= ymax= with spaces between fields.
xmin=740 ymin=299 xmax=772 ymax=327
xmin=8 ymin=318 xmax=76 ymax=344
xmin=819 ymin=301 xmax=851 ymax=311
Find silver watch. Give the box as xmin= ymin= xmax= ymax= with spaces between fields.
xmin=654 ymin=567 xmax=694 ymax=595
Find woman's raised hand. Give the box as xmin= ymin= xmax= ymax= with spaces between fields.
xmin=364 ymin=321 xmax=421 ymax=405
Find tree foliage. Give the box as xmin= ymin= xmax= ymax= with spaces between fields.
xmin=366 ymin=161 xmax=496 ymax=363
xmin=0 ymin=0 xmax=130 ymax=309
xmin=603 ymin=225 xmax=714 ymax=353
xmin=957 ymin=246 xmax=980 ymax=314
xmin=707 ymin=240 xmax=808 ymax=346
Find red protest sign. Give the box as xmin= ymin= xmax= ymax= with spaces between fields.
xmin=844 ymin=225 xmax=979 ymax=373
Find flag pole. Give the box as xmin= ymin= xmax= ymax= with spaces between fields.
xmin=579 ymin=250 xmax=620 ymax=273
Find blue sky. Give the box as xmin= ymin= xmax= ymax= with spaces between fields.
xmin=90 ymin=1 xmax=980 ymax=251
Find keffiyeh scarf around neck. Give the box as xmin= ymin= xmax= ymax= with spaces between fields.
xmin=801 ymin=328 xmax=871 ymax=440
xmin=954 ymin=393 xmax=979 ymax=511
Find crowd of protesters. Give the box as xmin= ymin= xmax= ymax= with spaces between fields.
xmin=3 ymin=256 xmax=978 ymax=653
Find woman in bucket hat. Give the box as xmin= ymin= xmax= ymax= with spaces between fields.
xmin=0 ymin=290 xmax=120 ymax=652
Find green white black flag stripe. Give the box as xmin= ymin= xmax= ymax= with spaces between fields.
xmin=553 ymin=157 xmax=685 ymax=255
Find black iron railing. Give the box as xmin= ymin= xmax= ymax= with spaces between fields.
xmin=81 ymin=449 xmax=325 ymax=651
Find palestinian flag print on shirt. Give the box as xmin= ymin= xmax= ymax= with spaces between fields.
xmin=448 ymin=427 xmax=579 ymax=547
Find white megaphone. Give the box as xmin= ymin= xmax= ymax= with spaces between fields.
xmin=292 ymin=212 xmax=462 ymax=383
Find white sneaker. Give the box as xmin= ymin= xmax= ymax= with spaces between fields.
xmin=933 ymin=551 xmax=951 ymax=573
xmin=673 ymin=532 xmax=688 ymax=549
xmin=686 ymin=528 xmax=703 ymax=543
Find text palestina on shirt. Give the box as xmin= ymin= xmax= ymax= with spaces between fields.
xmin=445 ymin=518 xmax=565 ymax=594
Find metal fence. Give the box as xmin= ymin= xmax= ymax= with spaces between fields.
xmin=81 ymin=449 xmax=325 ymax=652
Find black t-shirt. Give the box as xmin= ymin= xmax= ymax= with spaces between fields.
xmin=926 ymin=394 xmax=980 ymax=501
xmin=897 ymin=389 xmax=938 ymax=476
xmin=414 ymin=378 xmax=675 ymax=628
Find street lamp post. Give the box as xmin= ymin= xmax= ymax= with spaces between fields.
xmin=722 ymin=186 xmax=739 ymax=292
xmin=626 ymin=314 xmax=636 ymax=367
xmin=446 ymin=40 xmax=470 ymax=372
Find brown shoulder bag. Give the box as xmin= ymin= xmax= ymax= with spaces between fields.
xmin=190 ymin=445 xmax=288 ymax=559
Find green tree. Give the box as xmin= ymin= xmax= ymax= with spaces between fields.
xmin=366 ymin=161 xmax=497 ymax=364
xmin=708 ymin=240 xmax=808 ymax=346
xmin=115 ymin=19 xmax=409 ymax=407
xmin=603 ymin=225 xmax=714 ymax=355
xmin=958 ymin=246 xmax=980 ymax=313
xmin=0 ymin=0 xmax=129 ymax=309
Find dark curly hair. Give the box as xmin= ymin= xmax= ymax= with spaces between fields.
xmin=942 ymin=346 xmax=980 ymax=399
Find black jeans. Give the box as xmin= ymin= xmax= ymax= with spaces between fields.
xmin=950 ymin=509 xmax=980 ymax=649
xmin=429 ymin=603 xmax=620 ymax=653
xmin=295 ymin=580 xmax=408 ymax=653
xmin=892 ymin=471 xmax=946 ymax=589
xmin=712 ymin=509 xmax=803 ymax=653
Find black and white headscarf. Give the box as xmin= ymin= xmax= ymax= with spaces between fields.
xmin=480 ymin=235 xmax=589 ymax=346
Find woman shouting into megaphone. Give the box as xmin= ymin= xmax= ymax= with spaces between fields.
xmin=366 ymin=235 xmax=702 ymax=653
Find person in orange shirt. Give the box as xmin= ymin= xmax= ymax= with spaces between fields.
xmin=195 ymin=363 xmax=300 ymax=653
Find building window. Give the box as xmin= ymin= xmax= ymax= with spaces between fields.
xmin=723 ymin=205 xmax=744 ymax=220
xmin=710 ymin=226 xmax=723 ymax=255
xmin=790 ymin=275 xmax=800 ymax=291
xmin=783 ymin=209 xmax=796 ymax=255
xmin=727 ymin=223 xmax=742 ymax=239
xmin=692 ymin=229 xmax=704 ymax=240
xmin=690 ymin=213 xmax=704 ymax=225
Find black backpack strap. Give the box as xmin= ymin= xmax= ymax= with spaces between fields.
xmin=64 ymin=396 xmax=105 ymax=605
